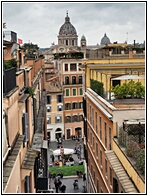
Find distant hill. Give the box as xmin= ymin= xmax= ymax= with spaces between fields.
xmin=39 ymin=48 xmax=50 ymax=54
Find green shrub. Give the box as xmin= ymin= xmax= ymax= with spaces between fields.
xmin=49 ymin=165 xmax=84 ymax=176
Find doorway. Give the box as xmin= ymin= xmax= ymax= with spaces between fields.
xmin=113 ymin=178 xmax=119 ymax=193
xmin=55 ymin=128 xmax=62 ymax=140
xmin=75 ymin=127 xmax=82 ymax=139
xmin=66 ymin=129 xmax=71 ymax=139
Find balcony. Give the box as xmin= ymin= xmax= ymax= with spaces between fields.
xmin=3 ymin=67 xmax=17 ymax=95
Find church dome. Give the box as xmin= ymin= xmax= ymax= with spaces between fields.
xmin=59 ymin=13 xmax=77 ymax=36
xmin=101 ymin=33 xmax=111 ymax=45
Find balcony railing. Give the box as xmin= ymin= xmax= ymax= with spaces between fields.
xmin=118 ymin=126 xmax=145 ymax=176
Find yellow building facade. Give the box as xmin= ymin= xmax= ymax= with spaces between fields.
xmin=82 ymin=52 xmax=145 ymax=193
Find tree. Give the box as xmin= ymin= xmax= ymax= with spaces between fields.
xmin=111 ymin=81 xmax=145 ymax=99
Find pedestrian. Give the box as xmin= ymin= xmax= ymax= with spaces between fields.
xmin=60 ymin=184 xmax=66 ymax=193
xmin=51 ymin=154 xmax=54 ymax=163
xmin=73 ymin=179 xmax=79 ymax=189
xmin=54 ymin=178 xmax=59 ymax=193
xmin=58 ymin=180 xmax=62 ymax=191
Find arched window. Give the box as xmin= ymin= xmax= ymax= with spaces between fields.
xmin=72 ymin=76 xmax=76 ymax=84
xmin=65 ymin=76 xmax=69 ymax=84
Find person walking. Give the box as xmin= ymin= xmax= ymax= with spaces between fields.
xmin=54 ymin=178 xmax=59 ymax=193
xmin=60 ymin=184 xmax=66 ymax=193
xmin=51 ymin=154 xmax=54 ymax=163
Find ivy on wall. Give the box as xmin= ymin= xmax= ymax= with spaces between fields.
xmin=90 ymin=79 xmax=104 ymax=97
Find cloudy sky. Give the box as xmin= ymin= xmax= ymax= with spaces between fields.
xmin=2 ymin=1 xmax=146 ymax=48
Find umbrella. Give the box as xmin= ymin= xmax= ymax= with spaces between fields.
xmin=111 ymin=74 xmax=144 ymax=80
xmin=53 ymin=148 xmax=74 ymax=156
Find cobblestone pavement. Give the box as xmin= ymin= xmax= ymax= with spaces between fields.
xmin=48 ymin=139 xmax=85 ymax=193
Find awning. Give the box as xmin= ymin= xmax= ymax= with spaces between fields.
xmin=53 ymin=148 xmax=74 ymax=156
xmin=111 ymin=74 xmax=144 ymax=80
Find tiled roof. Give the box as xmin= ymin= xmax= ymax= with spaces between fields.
xmin=106 ymin=150 xmax=138 ymax=193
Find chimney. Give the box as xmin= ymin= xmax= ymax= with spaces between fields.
xmin=134 ymin=40 xmax=136 ymax=46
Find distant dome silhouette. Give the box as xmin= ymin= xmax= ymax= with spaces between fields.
xmin=101 ymin=33 xmax=111 ymax=45
xmin=59 ymin=12 xmax=77 ymax=35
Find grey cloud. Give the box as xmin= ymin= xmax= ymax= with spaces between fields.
xmin=3 ymin=2 xmax=145 ymax=47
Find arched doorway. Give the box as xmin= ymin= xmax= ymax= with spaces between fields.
xmin=75 ymin=127 xmax=82 ymax=139
xmin=55 ymin=128 xmax=62 ymax=140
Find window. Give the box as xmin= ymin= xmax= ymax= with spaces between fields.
xmin=70 ymin=63 xmax=76 ymax=71
xmin=93 ymin=137 xmax=95 ymax=148
xmin=93 ymin=170 xmax=96 ymax=182
xmin=105 ymin=159 xmax=108 ymax=177
xmin=72 ymin=76 xmax=76 ymax=84
xmin=109 ymin=127 xmax=112 ymax=150
xmin=47 ymin=117 xmax=51 ymax=124
xmin=79 ymin=102 xmax=83 ymax=109
xmin=79 ymin=88 xmax=83 ymax=95
xmin=65 ymin=116 xmax=71 ymax=123
xmin=78 ymin=76 xmax=82 ymax=84
xmin=90 ymin=106 xmax=92 ymax=124
xmin=58 ymin=105 xmax=63 ymax=111
xmin=92 ymin=108 xmax=94 ymax=127
xmin=72 ymin=89 xmax=76 ymax=96
xmin=78 ymin=63 xmax=82 ymax=71
xmin=66 ymin=89 xmax=69 ymax=96
xmin=47 ymin=95 xmax=51 ymax=104
xmin=72 ymin=102 xmax=77 ymax=109
xmin=79 ymin=114 xmax=83 ymax=121
xmin=66 ymin=40 xmax=68 ymax=45
xmin=110 ymin=168 xmax=112 ymax=185
xmin=72 ymin=115 xmax=78 ymax=122
xmin=57 ymin=94 xmax=63 ymax=102
xmin=55 ymin=116 xmax=62 ymax=123
xmin=90 ymin=132 xmax=92 ymax=145
xmin=65 ymin=76 xmax=69 ymax=84
xmin=95 ymin=112 xmax=98 ymax=133
xmin=96 ymin=143 xmax=98 ymax=157
xmin=22 ymin=113 xmax=28 ymax=143
xmin=87 ymin=103 xmax=89 ymax=120
xmin=65 ymin=103 xmax=71 ymax=110
xmin=105 ymin=122 xmax=107 ymax=147
xmin=97 ymin=179 xmax=99 ymax=192
xmin=47 ymin=106 xmax=51 ymax=112
xmin=87 ymin=127 xmax=90 ymax=141
xmin=100 ymin=117 xmax=102 ymax=140
xmin=65 ymin=64 xmax=68 ymax=71
xmin=72 ymin=40 xmax=74 ymax=46
xmin=100 ymin=150 xmax=102 ymax=166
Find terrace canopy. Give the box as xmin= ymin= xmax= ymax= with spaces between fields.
xmin=111 ymin=75 xmax=144 ymax=80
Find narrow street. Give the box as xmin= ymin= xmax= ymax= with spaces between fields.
xmin=48 ymin=139 xmax=85 ymax=193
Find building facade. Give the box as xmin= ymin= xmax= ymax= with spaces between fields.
xmin=3 ymin=30 xmax=48 ymax=193
xmin=82 ymin=52 xmax=145 ymax=193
